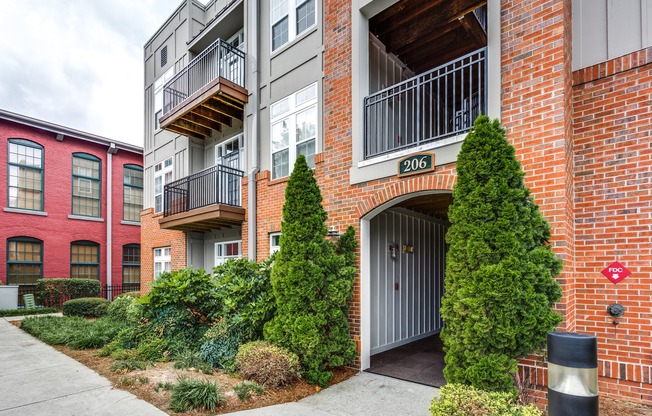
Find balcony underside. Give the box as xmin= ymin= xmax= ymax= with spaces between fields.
xmin=159 ymin=77 xmax=248 ymax=140
xmin=159 ymin=203 xmax=245 ymax=232
xmin=370 ymin=0 xmax=487 ymax=73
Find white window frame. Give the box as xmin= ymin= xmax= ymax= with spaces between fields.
xmin=153 ymin=246 xmax=171 ymax=278
xmin=270 ymin=83 xmax=318 ymax=179
xmin=215 ymin=240 xmax=242 ymax=266
xmin=215 ymin=133 xmax=245 ymax=168
xmin=154 ymin=67 xmax=175 ymax=130
xmin=270 ymin=233 xmax=281 ymax=255
xmin=271 ymin=0 xmax=317 ymax=52
xmin=154 ymin=157 xmax=173 ymax=214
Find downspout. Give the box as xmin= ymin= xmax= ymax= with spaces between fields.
xmin=247 ymin=0 xmax=260 ymax=260
xmin=106 ymin=143 xmax=118 ymax=294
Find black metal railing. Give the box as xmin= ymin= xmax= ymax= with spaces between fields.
xmin=163 ymin=38 xmax=245 ymax=116
xmin=163 ymin=164 xmax=244 ymax=217
xmin=363 ymin=48 xmax=487 ymax=160
xmin=14 ymin=283 xmax=141 ymax=308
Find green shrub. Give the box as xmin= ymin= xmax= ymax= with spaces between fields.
xmin=233 ymin=381 xmax=265 ymax=401
xmin=0 ymin=307 xmax=59 ymax=317
xmin=236 ymin=341 xmax=300 ymax=387
xmin=174 ymin=350 xmax=213 ymax=374
xmin=170 ymin=378 xmax=225 ymax=413
xmin=111 ymin=359 xmax=149 ymax=373
xmin=107 ymin=295 xmax=136 ymax=322
xmin=199 ymin=318 xmax=245 ymax=372
xmin=62 ymin=297 xmax=109 ymax=318
xmin=429 ymin=384 xmax=542 ymax=416
xmin=116 ymin=291 xmax=140 ymax=299
xmin=441 ymin=116 xmax=562 ymax=392
xmin=21 ymin=316 xmax=122 ymax=348
xmin=36 ymin=278 xmax=101 ymax=307
xmin=263 ymin=155 xmax=357 ymax=387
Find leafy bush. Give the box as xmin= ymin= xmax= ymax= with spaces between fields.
xmin=62 ymin=297 xmax=110 ymax=318
xmin=441 ymin=116 xmax=562 ymax=392
xmin=36 ymin=278 xmax=101 ymax=307
xmin=111 ymin=359 xmax=149 ymax=373
xmin=199 ymin=318 xmax=246 ymax=372
xmin=107 ymin=295 xmax=136 ymax=322
xmin=236 ymin=341 xmax=301 ymax=387
xmin=116 ymin=291 xmax=140 ymax=299
xmin=233 ymin=381 xmax=264 ymax=401
xmin=0 ymin=307 xmax=59 ymax=317
xmin=264 ymin=155 xmax=357 ymax=387
xmin=429 ymin=384 xmax=542 ymax=416
xmin=170 ymin=378 xmax=225 ymax=413
xmin=174 ymin=350 xmax=213 ymax=374
xmin=20 ymin=316 xmax=123 ymax=348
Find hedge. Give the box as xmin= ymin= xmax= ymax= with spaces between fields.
xmin=62 ymin=297 xmax=110 ymax=318
xmin=36 ymin=278 xmax=101 ymax=307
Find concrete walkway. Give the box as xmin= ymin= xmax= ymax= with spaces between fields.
xmin=0 ymin=315 xmax=438 ymax=416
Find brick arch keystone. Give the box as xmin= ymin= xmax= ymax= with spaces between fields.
xmin=355 ymin=173 xmax=456 ymax=218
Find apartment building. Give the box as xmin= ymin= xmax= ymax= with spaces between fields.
xmin=0 ymin=109 xmax=143 ymax=302
xmin=143 ymin=0 xmax=652 ymax=404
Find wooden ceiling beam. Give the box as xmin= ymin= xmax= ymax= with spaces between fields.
xmin=374 ymin=0 xmax=447 ymax=37
xmin=182 ymin=111 xmax=223 ymax=131
xmin=191 ymin=106 xmax=233 ymax=127
xmin=173 ymin=119 xmax=212 ymax=137
xmin=164 ymin=124 xmax=205 ymax=140
xmin=204 ymin=98 xmax=244 ymax=121
xmin=458 ymin=12 xmax=487 ymax=48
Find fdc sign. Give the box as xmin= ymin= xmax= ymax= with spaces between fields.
xmin=600 ymin=261 xmax=631 ymax=284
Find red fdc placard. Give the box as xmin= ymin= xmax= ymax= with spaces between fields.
xmin=601 ymin=261 xmax=631 ymax=284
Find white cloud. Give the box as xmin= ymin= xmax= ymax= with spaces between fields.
xmin=0 ymin=0 xmax=190 ymax=147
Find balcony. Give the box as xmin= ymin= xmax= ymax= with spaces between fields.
xmin=159 ymin=38 xmax=248 ymax=140
xmin=159 ymin=165 xmax=245 ymax=232
xmin=364 ymin=48 xmax=486 ymax=160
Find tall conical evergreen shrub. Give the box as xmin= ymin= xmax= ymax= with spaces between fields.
xmin=441 ymin=116 xmax=563 ymax=392
xmin=264 ymin=155 xmax=357 ymax=387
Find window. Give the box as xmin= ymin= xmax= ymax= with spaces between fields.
xmin=7 ymin=237 xmax=42 ymax=285
xmin=123 ymin=165 xmax=143 ymax=222
xmin=154 ymin=157 xmax=173 ymax=213
xmin=154 ymin=67 xmax=175 ymax=129
xmin=271 ymin=83 xmax=318 ymax=179
xmin=72 ymin=153 xmax=101 ymax=217
xmin=71 ymin=241 xmax=100 ymax=280
xmin=215 ymin=241 xmax=241 ymax=266
xmin=160 ymin=45 xmax=168 ymax=67
xmin=270 ymin=233 xmax=281 ymax=255
xmin=122 ymin=244 xmax=140 ymax=285
xmin=8 ymin=139 xmax=44 ymax=211
xmin=154 ymin=247 xmax=171 ymax=277
xmin=271 ymin=0 xmax=316 ymax=51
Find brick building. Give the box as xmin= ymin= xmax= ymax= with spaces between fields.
xmin=0 ymin=109 xmax=143 ymax=301
xmin=143 ymin=0 xmax=652 ymax=404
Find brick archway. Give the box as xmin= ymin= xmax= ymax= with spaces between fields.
xmin=355 ymin=173 xmax=456 ymax=218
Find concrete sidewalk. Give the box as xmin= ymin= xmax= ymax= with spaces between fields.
xmin=0 ymin=316 xmax=167 ymax=416
xmin=0 ymin=315 xmax=437 ymax=416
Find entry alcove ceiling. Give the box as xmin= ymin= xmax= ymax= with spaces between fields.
xmin=394 ymin=193 xmax=453 ymax=221
xmin=370 ymin=0 xmax=487 ymax=74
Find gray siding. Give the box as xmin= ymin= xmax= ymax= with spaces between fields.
xmin=573 ymin=0 xmax=652 ymax=70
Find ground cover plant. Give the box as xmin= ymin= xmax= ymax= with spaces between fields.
xmin=20 ymin=315 xmax=123 ymax=349
xmin=264 ymin=155 xmax=358 ymax=387
xmin=441 ymin=116 xmax=563 ymax=393
xmin=0 ymin=307 xmax=58 ymax=317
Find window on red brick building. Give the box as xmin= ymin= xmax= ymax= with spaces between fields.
xmin=71 ymin=241 xmax=100 ymax=280
xmin=122 ymin=244 xmax=140 ymax=286
xmin=72 ymin=154 xmax=101 ymax=217
xmin=123 ymin=165 xmax=143 ymax=222
xmin=7 ymin=237 xmax=42 ymax=286
xmin=154 ymin=247 xmax=171 ymax=277
xmin=8 ymin=139 xmax=43 ymax=211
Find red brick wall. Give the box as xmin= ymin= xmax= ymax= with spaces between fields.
xmin=139 ymin=208 xmax=186 ymax=294
xmin=0 ymin=119 xmax=141 ymax=286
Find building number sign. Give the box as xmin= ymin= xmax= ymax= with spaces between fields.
xmin=398 ymin=152 xmax=435 ymax=177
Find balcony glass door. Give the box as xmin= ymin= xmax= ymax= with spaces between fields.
xmin=216 ymin=134 xmax=244 ymax=206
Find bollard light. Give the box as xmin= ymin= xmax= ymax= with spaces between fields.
xmin=547 ymin=332 xmax=598 ymax=416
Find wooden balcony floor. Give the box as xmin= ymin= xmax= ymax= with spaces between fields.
xmin=159 ymin=203 xmax=245 ymax=232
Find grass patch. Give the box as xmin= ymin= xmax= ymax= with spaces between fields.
xmin=20 ymin=316 xmax=124 ymax=349
xmin=170 ymin=377 xmax=225 ymax=413
xmin=233 ymin=381 xmax=265 ymax=401
xmin=0 ymin=308 xmax=59 ymax=317
xmin=111 ymin=359 xmax=149 ymax=373
xmin=173 ymin=350 xmax=213 ymax=374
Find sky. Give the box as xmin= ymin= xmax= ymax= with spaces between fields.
xmin=0 ymin=0 xmax=201 ymax=147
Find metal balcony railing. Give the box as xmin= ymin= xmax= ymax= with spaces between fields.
xmin=163 ymin=164 xmax=244 ymax=217
xmin=162 ymin=38 xmax=245 ymax=116
xmin=363 ymin=48 xmax=487 ymax=160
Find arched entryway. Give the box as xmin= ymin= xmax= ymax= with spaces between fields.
xmin=360 ymin=190 xmax=452 ymax=386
